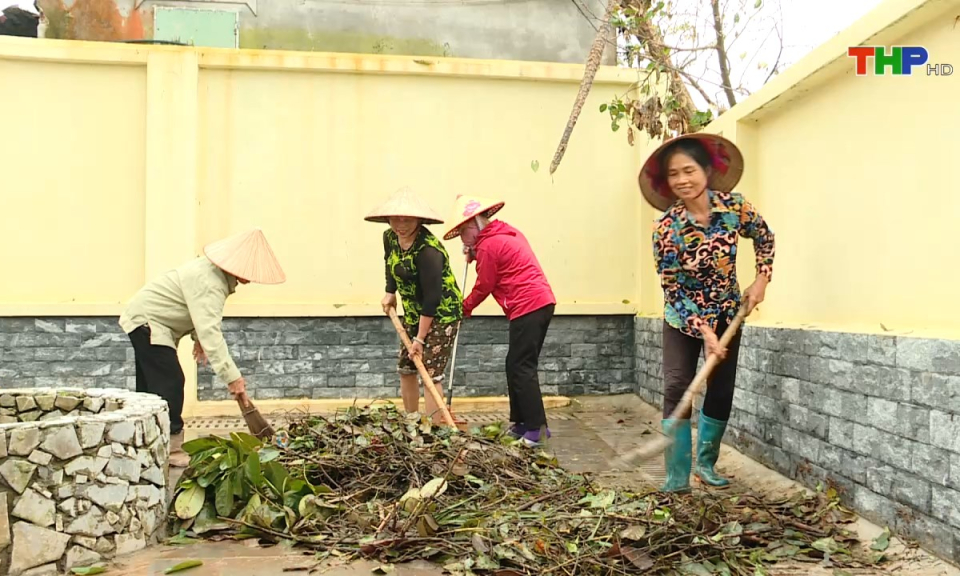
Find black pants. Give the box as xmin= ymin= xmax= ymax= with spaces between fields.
xmin=129 ymin=325 xmax=185 ymax=435
xmin=506 ymin=304 xmax=554 ymax=429
xmin=661 ymin=316 xmax=742 ymax=421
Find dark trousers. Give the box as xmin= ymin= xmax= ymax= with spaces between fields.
xmin=506 ymin=304 xmax=554 ymax=429
xmin=661 ymin=316 xmax=742 ymax=421
xmin=129 ymin=325 xmax=185 ymax=435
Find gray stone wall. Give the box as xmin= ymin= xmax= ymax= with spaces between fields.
xmin=634 ymin=316 xmax=960 ymax=565
xmin=0 ymin=317 xmax=636 ymax=402
xmin=201 ymin=316 xmax=635 ymax=401
xmin=0 ymin=319 xmax=134 ymax=391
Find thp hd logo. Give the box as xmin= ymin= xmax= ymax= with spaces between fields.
xmin=847 ymin=46 xmax=953 ymax=76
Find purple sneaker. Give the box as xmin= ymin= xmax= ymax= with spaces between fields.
xmin=520 ymin=427 xmax=551 ymax=447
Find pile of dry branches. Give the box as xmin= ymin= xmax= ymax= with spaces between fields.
xmin=170 ymin=403 xmax=890 ymax=575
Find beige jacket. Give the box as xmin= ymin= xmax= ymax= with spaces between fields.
xmin=120 ymin=257 xmax=242 ymax=384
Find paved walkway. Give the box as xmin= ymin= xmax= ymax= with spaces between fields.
xmin=105 ymin=396 xmax=957 ymax=576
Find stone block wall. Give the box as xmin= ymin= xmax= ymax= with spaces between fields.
xmin=634 ymin=316 xmax=960 ymax=565
xmin=0 ymin=316 xmax=636 ymax=401
xmin=0 ymin=389 xmax=170 ymax=575
xmin=0 ymin=319 xmax=134 ymax=390
xmin=205 ymin=316 xmax=635 ymax=400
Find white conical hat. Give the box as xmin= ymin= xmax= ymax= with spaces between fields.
xmin=203 ymin=228 xmax=286 ymax=285
xmin=364 ymin=186 xmax=444 ymax=225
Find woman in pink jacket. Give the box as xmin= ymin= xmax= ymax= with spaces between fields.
xmin=444 ymin=196 xmax=556 ymax=447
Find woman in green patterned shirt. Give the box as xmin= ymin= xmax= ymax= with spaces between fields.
xmin=365 ymin=187 xmax=464 ymax=424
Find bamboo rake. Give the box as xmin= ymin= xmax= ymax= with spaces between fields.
xmin=617 ymin=303 xmax=751 ymax=466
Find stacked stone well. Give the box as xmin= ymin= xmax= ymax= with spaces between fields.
xmin=0 ymin=388 xmax=171 ymax=576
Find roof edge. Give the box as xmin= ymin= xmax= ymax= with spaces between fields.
xmin=720 ymin=0 xmax=958 ymax=123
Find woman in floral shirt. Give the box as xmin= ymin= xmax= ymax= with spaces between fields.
xmin=365 ymin=187 xmax=464 ymax=424
xmin=639 ymin=133 xmax=775 ymax=492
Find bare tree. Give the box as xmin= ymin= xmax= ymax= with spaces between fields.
xmin=550 ymin=0 xmax=785 ymax=175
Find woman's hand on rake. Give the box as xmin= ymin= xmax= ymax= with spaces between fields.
xmin=701 ymin=326 xmax=727 ymax=360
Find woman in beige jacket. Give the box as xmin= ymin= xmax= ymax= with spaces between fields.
xmin=119 ymin=229 xmax=285 ymax=467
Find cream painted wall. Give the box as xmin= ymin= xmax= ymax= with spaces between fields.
xmin=638 ymin=0 xmax=960 ymax=339
xmin=0 ymin=57 xmax=147 ymax=307
xmin=2 ymin=0 xmax=957 ymax=340
xmin=194 ymin=67 xmax=643 ymax=316
xmin=0 ymin=37 xmax=643 ymax=318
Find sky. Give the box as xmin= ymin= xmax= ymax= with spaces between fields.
xmin=642 ymin=0 xmax=887 ymax=111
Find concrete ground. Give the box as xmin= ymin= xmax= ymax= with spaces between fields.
xmin=104 ymin=395 xmax=958 ymax=576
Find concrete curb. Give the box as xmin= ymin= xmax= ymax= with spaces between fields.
xmin=184 ymin=395 xmax=572 ymax=418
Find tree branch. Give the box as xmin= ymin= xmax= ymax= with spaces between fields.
xmin=677 ymin=67 xmax=717 ymax=108
xmin=710 ymin=0 xmax=738 ymax=108
xmin=763 ymin=23 xmax=785 ymax=83
xmin=549 ymin=0 xmax=620 ymax=175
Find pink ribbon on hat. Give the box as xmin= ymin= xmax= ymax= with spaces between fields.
xmin=463 ymin=201 xmax=481 ymax=216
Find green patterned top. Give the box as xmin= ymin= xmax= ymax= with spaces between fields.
xmin=383 ymin=227 xmax=463 ymax=326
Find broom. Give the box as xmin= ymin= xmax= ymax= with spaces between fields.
xmin=197 ymin=343 xmax=276 ymax=441
xmin=387 ymin=308 xmax=460 ymax=429
xmin=236 ymin=393 xmax=275 ymax=441
xmin=616 ymin=302 xmax=751 ymax=466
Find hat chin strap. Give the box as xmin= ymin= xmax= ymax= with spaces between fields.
xmin=474 ymin=215 xmax=489 ymax=231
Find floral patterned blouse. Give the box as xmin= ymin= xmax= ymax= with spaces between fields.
xmin=652 ymin=190 xmax=775 ymax=338
xmin=383 ymin=227 xmax=463 ymax=327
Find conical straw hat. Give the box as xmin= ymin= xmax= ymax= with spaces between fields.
xmin=442 ymin=194 xmax=504 ymax=240
xmin=364 ymin=186 xmax=444 ymax=225
xmin=203 ymin=228 xmax=286 ymax=285
xmin=638 ymin=133 xmax=744 ymax=212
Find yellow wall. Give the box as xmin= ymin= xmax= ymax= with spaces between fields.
xmin=639 ymin=0 xmax=960 ymax=339
xmin=0 ymin=37 xmax=643 ymax=319
xmin=0 ymin=57 xmax=147 ymax=309
xmin=2 ymin=0 xmax=957 ymax=342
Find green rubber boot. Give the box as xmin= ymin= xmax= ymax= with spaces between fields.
xmin=660 ymin=418 xmax=692 ymax=493
xmin=695 ymin=411 xmax=730 ymax=487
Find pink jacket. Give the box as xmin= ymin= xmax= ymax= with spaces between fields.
xmin=463 ymin=220 xmax=556 ymax=321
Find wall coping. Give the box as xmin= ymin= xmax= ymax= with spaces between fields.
xmin=0 ymin=36 xmax=638 ymax=86
xmin=715 ymin=0 xmax=956 ymax=123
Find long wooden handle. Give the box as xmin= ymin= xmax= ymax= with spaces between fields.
xmin=445 ymin=261 xmax=470 ymax=407
xmin=662 ymin=304 xmax=750 ymax=433
xmin=387 ymin=308 xmax=457 ymax=427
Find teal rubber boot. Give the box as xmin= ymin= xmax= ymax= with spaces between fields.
xmin=659 ymin=418 xmax=692 ymax=493
xmin=695 ymin=411 xmax=730 ymax=487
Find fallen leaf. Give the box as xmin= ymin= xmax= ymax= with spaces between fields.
xmin=623 ymin=546 xmax=654 ymax=570
xmin=620 ymin=525 xmax=647 ymax=541
xmin=471 ymin=533 xmax=489 ymax=554
xmin=420 ymin=477 xmax=448 ymax=499
xmin=871 ymin=527 xmax=891 ymax=551
xmin=174 ymin=486 xmax=205 ymax=520
xmin=164 ymin=560 xmax=204 ymax=574
xmin=166 ymin=531 xmax=199 ymax=546
xmin=71 ymin=568 xmax=107 ymax=575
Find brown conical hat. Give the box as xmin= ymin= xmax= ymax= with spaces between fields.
xmin=638 ymin=133 xmax=744 ymax=212
xmin=442 ymin=194 xmax=505 ymax=240
xmin=364 ymin=186 xmax=444 ymax=225
xmin=203 ymin=228 xmax=286 ymax=285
